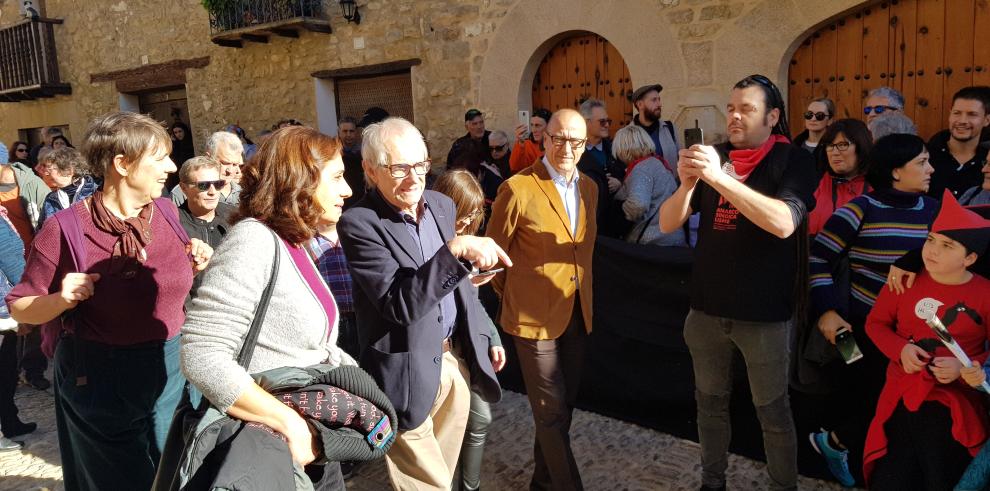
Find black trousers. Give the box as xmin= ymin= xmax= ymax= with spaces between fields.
xmin=19 ymin=326 xmax=47 ymax=377
xmin=0 ymin=332 xmax=21 ymax=434
xmin=870 ymin=401 xmax=973 ymax=491
xmin=513 ymin=298 xmax=587 ymax=491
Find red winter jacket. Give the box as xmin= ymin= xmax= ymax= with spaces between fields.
xmin=808 ymin=173 xmax=869 ymax=237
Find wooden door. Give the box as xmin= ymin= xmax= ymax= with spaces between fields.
xmin=787 ymin=0 xmax=983 ymax=140
xmin=532 ymin=33 xmax=633 ymax=138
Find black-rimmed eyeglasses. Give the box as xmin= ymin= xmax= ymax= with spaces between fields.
xmin=548 ymin=134 xmax=588 ymax=150
xmin=825 ymin=141 xmax=851 ymax=152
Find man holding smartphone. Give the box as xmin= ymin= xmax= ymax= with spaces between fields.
xmin=659 ymin=75 xmax=817 ymax=491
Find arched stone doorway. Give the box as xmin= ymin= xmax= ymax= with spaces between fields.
xmin=786 ymin=0 xmax=990 ymax=139
xmin=530 ymin=32 xmax=633 ymax=137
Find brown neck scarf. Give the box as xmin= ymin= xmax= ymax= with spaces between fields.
xmin=89 ymin=191 xmax=153 ymax=274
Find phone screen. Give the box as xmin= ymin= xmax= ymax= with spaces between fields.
xmin=834 ymin=328 xmax=864 ymax=364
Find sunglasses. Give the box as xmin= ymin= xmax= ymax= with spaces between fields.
xmin=804 ymin=111 xmax=830 ymax=121
xmin=191 ymin=180 xmax=226 ymax=192
xmin=490 ymin=144 xmax=507 ymax=152
xmin=15 ymin=147 xmax=27 ymax=153
xmin=596 ymin=118 xmax=613 ymax=126
xmin=863 ymin=105 xmax=899 ymax=115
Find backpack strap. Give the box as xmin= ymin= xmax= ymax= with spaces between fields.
xmin=154 ymin=198 xmax=191 ymax=245
xmin=53 ymin=202 xmax=88 ymax=273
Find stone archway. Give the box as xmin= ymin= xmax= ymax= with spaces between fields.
xmin=477 ymin=0 xmax=683 ymax=135
xmin=477 ymin=0 xmax=873 ymax=142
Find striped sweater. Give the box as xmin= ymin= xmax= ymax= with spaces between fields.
xmin=809 ymin=188 xmax=939 ymax=322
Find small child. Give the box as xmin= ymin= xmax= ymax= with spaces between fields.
xmin=862 ymin=191 xmax=990 ymax=491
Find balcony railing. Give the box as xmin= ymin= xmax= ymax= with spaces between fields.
xmin=208 ymin=0 xmax=331 ymax=48
xmin=0 ymin=17 xmax=70 ymax=101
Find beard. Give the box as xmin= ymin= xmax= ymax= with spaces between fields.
xmin=641 ymin=106 xmax=662 ymax=123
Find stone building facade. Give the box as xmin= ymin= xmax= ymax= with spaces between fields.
xmin=0 ymin=0 xmax=867 ymax=163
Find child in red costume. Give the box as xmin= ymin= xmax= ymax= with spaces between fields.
xmin=863 ymin=191 xmax=990 ymax=491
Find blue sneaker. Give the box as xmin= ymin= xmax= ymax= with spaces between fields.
xmin=810 ymin=429 xmax=856 ymax=487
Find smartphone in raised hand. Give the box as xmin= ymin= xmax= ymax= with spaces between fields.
xmin=684 ymin=119 xmax=704 ymax=148
xmin=518 ymin=110 xmax=531 ymax=139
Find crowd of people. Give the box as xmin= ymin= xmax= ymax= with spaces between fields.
xmin=0 ymin=74 xmax=989 ymax=491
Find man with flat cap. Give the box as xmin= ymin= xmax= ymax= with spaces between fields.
xmin=446 ymin=108 xmax=491 ymax=173
xmin=631 ymin=84 xmax=680 ymax=165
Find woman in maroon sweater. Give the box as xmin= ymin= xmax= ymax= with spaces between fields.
xmin=6 ymin=112 xmax=212 ymax=491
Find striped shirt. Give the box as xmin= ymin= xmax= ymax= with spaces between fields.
xmin=810 ymin=189 xmax=939 ymax=322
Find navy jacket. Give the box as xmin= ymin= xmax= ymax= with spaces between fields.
xmin=338 ymin=190 xmax=501 ymax=430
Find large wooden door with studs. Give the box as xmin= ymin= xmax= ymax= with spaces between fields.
xmin=532 ymin=33 xmax=633 ymax=138
xmin=788 ymin=0 xmax=990 ymax=139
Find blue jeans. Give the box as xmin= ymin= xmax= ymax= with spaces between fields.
xmin=684 ymin=309 xmax=797 ymax=491
xmin=54 ymin=335 xmax=186 ymax=491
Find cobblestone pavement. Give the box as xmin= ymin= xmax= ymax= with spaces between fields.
xmin=1 ymin=380 xmax=854 ymax=491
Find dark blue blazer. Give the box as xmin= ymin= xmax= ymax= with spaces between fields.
xmin=337 ymin=189 xmax=501 ymax=430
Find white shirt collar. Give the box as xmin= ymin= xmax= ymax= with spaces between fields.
xmin=542 ymin=156 xmax=579 ymax=185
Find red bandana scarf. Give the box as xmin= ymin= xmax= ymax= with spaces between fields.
xmin=725 ymin=134 xmax=790 ymax=182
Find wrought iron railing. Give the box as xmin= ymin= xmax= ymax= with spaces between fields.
xmin=0 ymin=18 xmax=67 ymax=96
xmin=208 ymin=0 xmax=327 ymax=35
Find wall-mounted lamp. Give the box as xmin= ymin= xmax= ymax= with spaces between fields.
xmin=339 ymin=0 xmax=361 ymax=25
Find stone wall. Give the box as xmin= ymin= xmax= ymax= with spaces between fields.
xmin=0 ymin=0 xmax=870 ymax=163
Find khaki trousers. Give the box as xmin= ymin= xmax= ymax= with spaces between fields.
xmin=386 ymin=350 xmax=471 ymax=490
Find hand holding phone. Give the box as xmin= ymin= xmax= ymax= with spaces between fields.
xmin=518 ymin=110 xmax=531 ymax=140
xmin=683 ymin=119 xmax=704 ymax=148
xmin=472 ymin=267 xmax=505 ymax=277
xmin=835 ymin=327 xmax=864 ymax=364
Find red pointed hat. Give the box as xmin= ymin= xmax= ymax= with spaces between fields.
xmin=932 ymin=190 xmax=990 ymax=255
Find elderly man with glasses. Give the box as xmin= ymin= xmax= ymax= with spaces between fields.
xmin=577 ymin=98 xmax=625 ymax=234
xmin=486 ymin=108 xmax=598 ymax=490
xmin=338 ymin=117 xmax=508 ymax=490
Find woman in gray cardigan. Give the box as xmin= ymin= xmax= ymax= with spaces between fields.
xmin=613 ymin=125 xmax=687 ymax=247
xmin=181 ymin=127 xmax=356 ymax=488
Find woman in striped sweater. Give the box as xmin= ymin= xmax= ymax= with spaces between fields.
xmin=806 ymin=133 xmax=939 ymax=487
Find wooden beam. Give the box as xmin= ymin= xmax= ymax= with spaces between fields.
xmin=241 ymin=33 xmax=269 ymax=44
xmin=213 ymin=38 xmax=243 ymax=48
xmin=302 ymin=21 xmax=332 ymax=34
xmin=269 ymin=27 xmax=299 ymax=38
xmin=91 ymin=57 xmax=211 ymax=83
xmin=312 ymin=59 xmax=423 ymax=80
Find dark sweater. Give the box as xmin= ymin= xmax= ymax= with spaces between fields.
xmin=8 ymin=202 xmax=193 ymax=345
